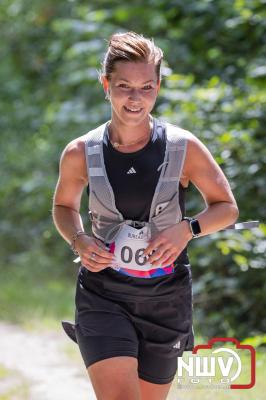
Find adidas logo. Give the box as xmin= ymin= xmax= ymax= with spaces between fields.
xmin=173 ymin=341 xmax=181 ymax=349
xmin=127 ymin=167 xmax=136 ymax=174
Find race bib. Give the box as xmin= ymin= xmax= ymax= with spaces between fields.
xmin=108 ymin=224 xmax=175 ymax=278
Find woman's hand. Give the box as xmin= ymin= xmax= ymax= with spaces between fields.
xmin=75 ymin=235 xmax=114 ymax=272
xmin=143 ymin=221 xmax=192 ymax=267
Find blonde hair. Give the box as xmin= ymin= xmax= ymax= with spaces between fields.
xmin=100 ymin=32 xmax=163 ymax=81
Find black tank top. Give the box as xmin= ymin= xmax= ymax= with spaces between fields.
xmin=87 ymin=123 xmax=186 ymax=221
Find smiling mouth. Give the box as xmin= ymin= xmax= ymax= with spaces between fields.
xmin=124 ymin=106 xmax=143 ymax=113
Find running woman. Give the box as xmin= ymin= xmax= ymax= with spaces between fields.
xmin=52 ymin=32 xmax=239 ymax=400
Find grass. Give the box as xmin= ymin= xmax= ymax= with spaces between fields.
xmin=0 ymin=262 xmax=76 ymax=330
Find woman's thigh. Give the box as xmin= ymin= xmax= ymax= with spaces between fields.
xmin=88 ymin=356 xmax=141 ymax=400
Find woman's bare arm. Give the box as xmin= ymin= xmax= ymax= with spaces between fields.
xmin=52 ymin=138 xmax=113 ymax=271
xmin=52 ymin=139 xmax=88 ymax=244
xmin=144 ymin=133 xmax=239 ymax=266
xmin=183 ymin=133 xmax=239 ymax=236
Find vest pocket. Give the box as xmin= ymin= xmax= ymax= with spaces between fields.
xmin=151 ymin=191 xmax=182 ymax=232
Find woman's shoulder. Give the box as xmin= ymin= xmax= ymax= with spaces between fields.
xmin=60 ymin=121 xmax=108 ymax=175
xmin=59 ymin=133 xmax=92 ymax=180
xmin=62 ymin=121 xmax=108 ymax=158
xmin=162 ymin=121 xmax=211 ymax=185
xmin=155 ymin=117 xmax=208 ymax=150
xmin=62 ymin=135 xmax=87 ymax=161
xmin=160 ymin=120 xmax=199 ymax=146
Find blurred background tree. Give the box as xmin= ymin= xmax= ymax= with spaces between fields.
xmin=0 ymin=0 xmax=265 ymax=340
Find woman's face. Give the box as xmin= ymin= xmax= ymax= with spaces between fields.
xmin=102 ymin=61 xmax=160 ymax=127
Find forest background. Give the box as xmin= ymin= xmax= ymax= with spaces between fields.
xmin=0 ymin=0 xmax=265 ymax=371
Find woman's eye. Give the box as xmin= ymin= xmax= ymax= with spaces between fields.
xmin=118 ymin=84 xmax=129 ymax=88
xmin=143 ymin=85 xmax=153 ymax=90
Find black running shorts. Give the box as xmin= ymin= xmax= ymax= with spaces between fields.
xmin=74 ymin=264 xmax=194 ymax=385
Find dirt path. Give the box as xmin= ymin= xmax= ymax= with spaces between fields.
xmin=0 ymin=322 xmax=96 ymax=400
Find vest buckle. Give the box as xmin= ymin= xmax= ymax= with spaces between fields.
xmin=88 ymin=210 xmax=94 ymax=221
xmin=130 ymin=221 xmax=145 ymax=229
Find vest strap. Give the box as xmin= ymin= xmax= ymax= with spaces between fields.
xmin=89 ymin=167 xmax=104 ymax=177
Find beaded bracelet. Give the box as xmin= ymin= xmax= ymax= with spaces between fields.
xmin=70 ymin=230 xmax=88 ymax=255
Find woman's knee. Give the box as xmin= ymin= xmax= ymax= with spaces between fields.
xmin=139 ymin=378 xmax=173 ymax=400
xmin=88 ymin=356 xmax=141 ymax=400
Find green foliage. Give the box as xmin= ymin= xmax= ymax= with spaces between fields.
xmin=0 ymin=0 xmax=265 ymax=340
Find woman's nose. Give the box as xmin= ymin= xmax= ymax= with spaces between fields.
xmin=128 ymin=88 xmax=140 ymax=100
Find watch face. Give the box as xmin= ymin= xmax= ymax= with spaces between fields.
xmin=191 ymin=219 xmax=201 ymax=235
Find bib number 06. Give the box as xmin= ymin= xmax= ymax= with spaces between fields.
xmin=120 ymin=246 xmax=146 ymax=266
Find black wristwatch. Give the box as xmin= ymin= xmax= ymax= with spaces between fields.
xmin=183 ymin=217 xmax=201 ymax=239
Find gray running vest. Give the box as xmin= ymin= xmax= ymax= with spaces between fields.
xmin=84 ymin=118 xmax=188 ymax=244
